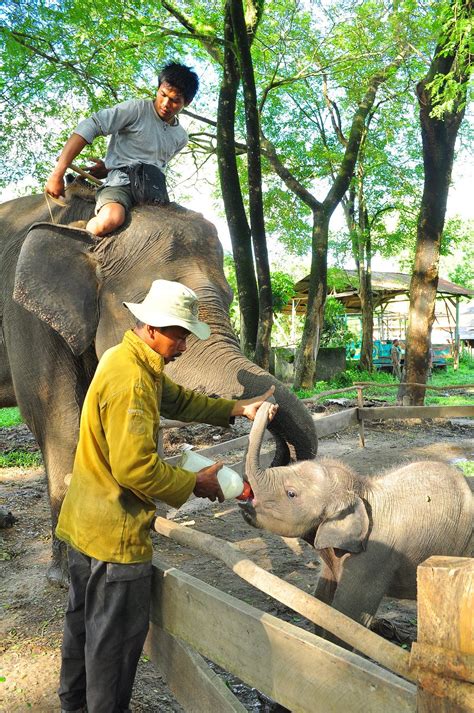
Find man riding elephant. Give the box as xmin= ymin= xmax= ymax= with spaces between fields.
xmin=45 ymin=63 xmax=198 ymax=237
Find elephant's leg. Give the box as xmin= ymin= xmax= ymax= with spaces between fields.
xmin=8 ymin=322 xmax=95 ymax=586
xmin=326 ymin=547 xmax=398 ymax=651
xmin=313 ymin=549 xmax=346 ymax=638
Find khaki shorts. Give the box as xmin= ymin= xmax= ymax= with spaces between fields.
xmin=95 ymin=184 xmax=134 ymax=215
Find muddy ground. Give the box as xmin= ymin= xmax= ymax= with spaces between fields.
xmin=1 ymin=405 xmax=473 ymax=712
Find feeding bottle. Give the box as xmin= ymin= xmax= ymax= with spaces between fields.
xmin=179 ymin=447 xmax=251 ymax=500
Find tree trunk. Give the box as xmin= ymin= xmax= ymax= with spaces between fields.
xmin=358 ymin=204 xmax=374 ymax=372
xmin=399 ymin=25 xmax=469 ymax=404
xmin=292 ymin=66 xmax=397 ymax=390
xmin=229 ymin=0 xmax=273 ymax=370
xmin=216 ymin=6 xmax=259 ymax=358
xmin=359 ymin=262 xmax=374 ymax=372
xmin=344 ymin=185 xmax=374 ymax=373
xmin=294 ymin=210 xmax=330 ymax=389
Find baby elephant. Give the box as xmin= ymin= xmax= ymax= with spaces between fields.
xmin=240 ymin=402 xmax=473 ymax=642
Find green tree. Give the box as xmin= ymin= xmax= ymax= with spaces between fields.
xmin=400 ymin=0 xmax=473 ymax=405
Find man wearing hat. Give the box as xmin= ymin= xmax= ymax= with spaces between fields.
xmin=56 ymin=279 xmax=277 ymax=713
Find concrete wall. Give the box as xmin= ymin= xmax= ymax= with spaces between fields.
xmin=273 ymin=347 xmax=347 ymax=383
xmin=315 ymin=347 xmax=346 ymax=381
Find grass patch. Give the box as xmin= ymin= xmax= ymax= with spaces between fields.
xmin=0 ymin=451 xmax=42 ymax=468
xmin=295 ymin=357 xmax=474 ymax=405
xmin=0 ymin=407 xmax=23 ymax=428
xmin=294 ymin=367 xmax=401 ymax=403
xmin=455 ymin=461 xmax=474 ymax=477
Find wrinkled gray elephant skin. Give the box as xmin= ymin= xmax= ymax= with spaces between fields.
xmin=240 ymin=402 xmax=473 ymax=647
xmin=0 ymin=183 xmax=317 ymax=586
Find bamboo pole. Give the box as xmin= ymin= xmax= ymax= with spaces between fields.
xmin=69 ymin=162 xmax=103 ymax=185
xmin=153 ymin=516 xmax=415 ymax=683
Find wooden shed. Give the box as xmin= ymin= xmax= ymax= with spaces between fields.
xmin=285 ymin=270 xmax=474 ymax=350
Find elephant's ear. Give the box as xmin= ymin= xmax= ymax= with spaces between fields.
xmin=13 ymin=223 xmax=100 ymax=356
xmin=313 ymin=496 xmax=369 ymax=553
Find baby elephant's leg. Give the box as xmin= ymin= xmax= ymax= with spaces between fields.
xmin=323 ymin=547 xmax=399 ymax=650
xmin=313 ymin=549 xmax=347 ymax=638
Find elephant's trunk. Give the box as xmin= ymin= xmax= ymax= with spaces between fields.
xmin=245 ymin=401 xmax=272 ymax=481
xmin=165 ymin=331 xmax=317 ymax=464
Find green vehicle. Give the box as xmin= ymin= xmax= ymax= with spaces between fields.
xmin=347 ymin=340 xmax=449 ymax=370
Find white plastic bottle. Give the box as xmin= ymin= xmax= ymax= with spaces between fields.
xmin=178 ymin=447 xmax=251 ymax=500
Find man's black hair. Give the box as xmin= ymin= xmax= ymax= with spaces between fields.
xmin=158 ymin=63 xmax=199 ymax=104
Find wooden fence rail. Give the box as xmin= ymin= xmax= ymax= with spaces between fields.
xmin=147 ymin=523 xmax=473 ymax=711
xmin=153 ymin=517 xmax=414 ymax=681
xmin=146 ymin=559 xmax=417 ymax=713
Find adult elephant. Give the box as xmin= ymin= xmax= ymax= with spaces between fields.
xmin=0 ymin=181 xmax=317 ymax=585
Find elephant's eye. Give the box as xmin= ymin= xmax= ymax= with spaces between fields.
xmin=287 ymin=489 xmax=297 ymax=499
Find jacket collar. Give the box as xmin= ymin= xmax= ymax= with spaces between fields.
xmin=123 ymin=330 xmax=164 ymax=377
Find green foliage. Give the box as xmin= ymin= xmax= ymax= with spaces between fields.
xmin=455 ymin=461 xmax=474 ymax=478
xmin=0 ymin=451 xmax=42 ymax=468
xmin=224 ymin=254 xmax=297 ymax=334
xmin=426 ymin=0 xmax=473 ymax=118
xmin=327 ymin=267 xmax=358 ymax=292
xmin=320 ymin=297 xmax=356 ymax=348
xmin=441 ymin=218 xmax=474 ymax=288
xmin=270 ymin=271 xmax=296 ymax=312
xmin=0 ymin=408 xmax=22 ymax=428
xmin=223 ymin=253 xmax=239 ymax=332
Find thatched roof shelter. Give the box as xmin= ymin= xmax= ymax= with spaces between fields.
xmin=286 ymin=270 xmax=474 ymax=315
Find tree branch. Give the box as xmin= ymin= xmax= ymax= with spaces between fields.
xmin=161 ymin=0 xmax=224 ymax=65
xmin=260 ymin=132 xmax=321 ymax=211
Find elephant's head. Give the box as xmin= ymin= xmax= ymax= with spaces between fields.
xmin=240 ymin=402 xmax=369 ymax=552
xmin=12 ymin=197 xmax=317 ymax=463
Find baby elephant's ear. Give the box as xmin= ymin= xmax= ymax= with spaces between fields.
xmin=313 ymin=496 xmax=369 ymax=553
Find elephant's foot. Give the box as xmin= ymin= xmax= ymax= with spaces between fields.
xmin=370 ymin=617 xmax=413 ymax=646
xmin=47 ymin=559 xmax=70 ymax=589
xmin=48 ymin=536 xmax=69 ymax=588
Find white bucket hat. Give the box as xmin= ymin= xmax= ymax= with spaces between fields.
xmin=123 ymin=280 xmax=210 ymax=340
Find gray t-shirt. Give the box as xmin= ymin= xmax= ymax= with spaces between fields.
xmin=75 ymin=98 xmax=188 ymax=187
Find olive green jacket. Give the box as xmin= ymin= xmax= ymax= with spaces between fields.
xmin=56 ymin=330 xmax=236 ymax=563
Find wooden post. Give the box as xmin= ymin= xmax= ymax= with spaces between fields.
xmin=357 ymin=386 xmax=365 ymax=447
xmin=410 ymin=557 xmax=474 ymax=712
xmin=454 ymin=297 xmax=460 ymax=371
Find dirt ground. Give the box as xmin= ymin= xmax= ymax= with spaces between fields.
xmin=1 ymin=405 xmax=473 ymax=712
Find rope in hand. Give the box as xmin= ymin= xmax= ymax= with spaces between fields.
xmin=43 ymin=163 xmax=102 ymax=224
xmin=43 ymin=189 xmax=66 ymax=224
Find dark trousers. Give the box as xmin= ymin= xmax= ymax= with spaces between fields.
xmin=59 ymin=547 xmax=152 ymax=713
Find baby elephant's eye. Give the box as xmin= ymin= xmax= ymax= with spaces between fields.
xmin=287 ymin=489 xmax=297 ymax=499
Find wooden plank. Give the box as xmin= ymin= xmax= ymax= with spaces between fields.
xmin=153 ymin=518 xmax=413 ymax=681
xmin=412 ymin=556 xmax=474 ymax=713
xmin=313 ymin=408 xmax=359 ymax=438
xmin=144 ymin=625 xmax=247 ymax=712
xmin=150 ymin=560 xmax=416 ymax=713
xmin=359 ymin=405 xmax=474 ymax=421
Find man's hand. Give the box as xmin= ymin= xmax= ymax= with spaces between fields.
xmin=45 ymin=173 xmax=65 ymax=199
xmin=44 ymin=133 xmax=88 ymax=198
xmin=193 ymin=463 xmax=225 ymax=503
xmin=231 ymin=385 xmax=279 ymax=421
xmin=86 ymin=158 xmax=109 ymax=179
